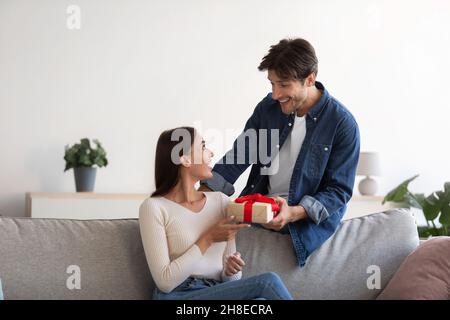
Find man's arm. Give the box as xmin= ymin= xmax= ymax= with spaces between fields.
xmin=200 ymin=101 xmax=263 ymax=195
xmin=299 ymin=117 xmax=360 ymax=225
xmin=264 ymin=116 xmax=360 ymax=230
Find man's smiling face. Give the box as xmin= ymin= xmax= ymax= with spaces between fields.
xmin=268 ymin=69 xmax=309 ymax=115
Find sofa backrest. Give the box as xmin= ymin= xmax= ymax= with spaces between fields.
xmin=237 ymin=209 xmax=420 ymax=299
xmin=0 ymin=209 xmax=419 ymax=300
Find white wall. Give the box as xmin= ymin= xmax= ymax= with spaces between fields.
xmin=1 ymin=0 xmax=450 ymax=217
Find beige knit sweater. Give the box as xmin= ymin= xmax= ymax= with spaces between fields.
xmin=139 ymin=191 xmax=242 ymax=293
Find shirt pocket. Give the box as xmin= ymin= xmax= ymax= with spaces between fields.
xmin=308 ymin=143 xmax=332 ymax=179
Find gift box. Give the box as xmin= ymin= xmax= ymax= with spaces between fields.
xmin=226 ymin=194 xmax=279 ymax=224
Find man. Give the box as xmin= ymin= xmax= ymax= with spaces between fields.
xmin=200 ymin=38 xmax=360 ymax=267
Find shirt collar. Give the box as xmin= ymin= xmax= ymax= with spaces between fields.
xmin=306 ymin=81 xmax=328 ymax=121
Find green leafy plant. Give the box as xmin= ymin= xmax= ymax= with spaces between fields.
xmin=383 ymin=174 xmax=450 ymax=237
xmin=64 ymin=138 xmax=108 ymax=172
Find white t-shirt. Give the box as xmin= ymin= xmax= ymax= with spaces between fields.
xmin=267 ymin=115 xmax=307 ymax=198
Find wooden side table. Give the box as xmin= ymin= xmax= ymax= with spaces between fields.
xmin=344 ymin=195 xmax=392 ymax=220
xmin=26 ymin=192 xmax=149 ymax=220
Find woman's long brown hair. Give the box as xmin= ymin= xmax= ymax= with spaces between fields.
xmin=151 ymin=126 xmax=195 ymax=197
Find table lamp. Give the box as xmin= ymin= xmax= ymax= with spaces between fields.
xmin=356 ymin=152 xmax=381 ymax=196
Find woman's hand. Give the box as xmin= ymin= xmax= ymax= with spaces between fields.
xmin=208 ymin=216 xmax=251 ymax=242
xmin=224 ymin=252 xmax=245 ymax=276
xmin=196 ymin=216 xmax=250 ymax=253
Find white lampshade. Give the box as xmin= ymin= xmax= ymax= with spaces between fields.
xmin=356 ymin=152 xmax=381 ymax=177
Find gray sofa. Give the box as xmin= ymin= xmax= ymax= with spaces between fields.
xmin=0 ymin=208 xmax=419 ymax=300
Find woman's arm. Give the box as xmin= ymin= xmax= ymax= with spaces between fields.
xmin=139 ymin=200 xmax=203 ymax=293
xmin=219 ymin=192 xmax=243 ymax=282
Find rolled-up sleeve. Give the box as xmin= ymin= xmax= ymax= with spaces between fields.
xmin=300 ymin=116 xmax=360 ymax=225
xmin=299 ymin=195 xmax=330 ymax=225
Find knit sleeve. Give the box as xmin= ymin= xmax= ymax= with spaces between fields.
xmin=139 ymin=199 xmax=203 ymax=293
xmin=221 ymin=239 xmax=243 ymax=282
xmin=218 ymin=192 xmax=242 ymax=282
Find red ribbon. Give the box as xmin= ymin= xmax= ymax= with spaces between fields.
xmin=234 ymin=193 xmax=280 ymax=223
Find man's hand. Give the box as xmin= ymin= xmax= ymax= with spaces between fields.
xmin=262 ymin=196 xmax=308 ymax=231
xmin=224 ymin=252 xmax=245 ymax=276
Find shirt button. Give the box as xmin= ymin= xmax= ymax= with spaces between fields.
xmin=276 ymin=144 xmax=280 ymax=148
xmin=324 ymin=147 xmax=329 ymax=151
xmin=313 ymin=117 xmax=317 ymax=122
xmin=251 ymin=185 xmax=255 ymax=188
xmin=288 ymin=123 xmax=292 ymax=126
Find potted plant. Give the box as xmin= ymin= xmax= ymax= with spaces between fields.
xmin=64 ymin=138 xmax=108 ymax=192
xmin=383 ymin=174 xmax=450 ymax=238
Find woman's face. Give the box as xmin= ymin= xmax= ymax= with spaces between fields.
xmin=185 ymin=133 xmax=214 ymax=180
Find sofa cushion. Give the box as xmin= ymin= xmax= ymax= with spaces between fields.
xmin=376 ymin=236 xmax=450 ymax=300
xmin=0 ymin=217 xmax=154 ymax=300
xmin=236 ymin=208 xmax=420 ymax=299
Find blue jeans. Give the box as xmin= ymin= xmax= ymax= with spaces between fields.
xmin=153 ymin=272 xmax=293 ymax=300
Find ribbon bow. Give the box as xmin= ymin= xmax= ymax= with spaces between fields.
xmin=234 ymin=193 xmax=280 ymax=223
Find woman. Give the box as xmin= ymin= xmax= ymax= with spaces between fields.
xmin=139 ymin=126 xmax=293 ymax=300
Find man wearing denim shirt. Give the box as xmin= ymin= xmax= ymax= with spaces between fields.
xmin=200 ymin=38 xmax=360 ymax=267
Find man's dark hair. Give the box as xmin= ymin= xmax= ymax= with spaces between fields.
xmin=258 ymin=38 xmax=318 ymax=82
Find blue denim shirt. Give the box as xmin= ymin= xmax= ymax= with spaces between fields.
xmin=201 ymin=82 xmax=360 ymax=266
